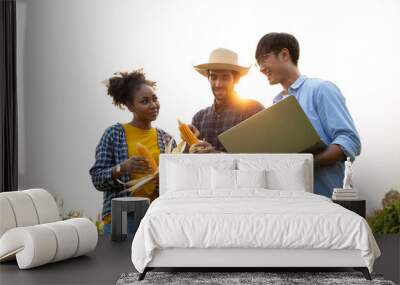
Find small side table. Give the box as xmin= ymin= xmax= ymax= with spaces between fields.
xmin=332 ymin=199 xmax=366 ymax=218
xmin=111 ymin=197 xmax=150 ymax=242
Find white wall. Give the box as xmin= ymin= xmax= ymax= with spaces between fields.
xmin=17 ymin=0 xmax=400 ymax=219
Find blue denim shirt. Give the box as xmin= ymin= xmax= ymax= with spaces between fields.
xmin=273 ymin=75 xmax=361 ymax=197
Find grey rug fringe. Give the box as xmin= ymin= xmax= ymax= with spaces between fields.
xmin=117 ymin=271 xmax=396 ymax=285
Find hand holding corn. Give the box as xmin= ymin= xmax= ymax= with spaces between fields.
xmin=136 ymin=143 xmax=158 ymax=173
xmin=178 ymin=120 xmax=200 ymax=146
xmin=120 ymin=156 xmax=152 ymax=175
xmin=189 ymin=141 xmax=217 ymax=153
xmin=187 ymin=124 xmax=200 ymax=139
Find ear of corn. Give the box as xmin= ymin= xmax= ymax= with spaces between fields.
xmin=165 ymin=139 xmax=173 ymax=154
xmin=136 ymin=142 xmax=158 ymax=173
xmin=178 ymin=119 xmax=199 ymax=146
xmin=125 ymin=169 xmax=158 ymax=189
xmin=172 ymin=141 xmax=187 ymax=153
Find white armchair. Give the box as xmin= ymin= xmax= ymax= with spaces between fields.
xmin=0 ymin=189 xmax=98 ymax=269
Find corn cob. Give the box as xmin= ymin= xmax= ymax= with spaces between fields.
xmin=178 ymin=119 xmax=199 ymax=146
xmin=136 ymin=143 xmax=158 ymax=173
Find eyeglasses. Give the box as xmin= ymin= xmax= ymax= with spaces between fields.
xmin=255 ymin=52 xmax=273 ymax=68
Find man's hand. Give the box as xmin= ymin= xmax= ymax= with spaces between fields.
xmin=314 ymin=144 xmax=346 ymax=166
xmin=189 ymin=141 xmax=217 ymax=153
xmin=187 ymin=124 xmax=200 ymax=138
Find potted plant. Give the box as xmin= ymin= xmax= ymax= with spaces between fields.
xmin=367 ymin=189 xmax=400 ymax=284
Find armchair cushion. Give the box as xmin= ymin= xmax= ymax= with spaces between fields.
xmin=0 ymin=218 xmax=97 ymax=269
xmin=0 ymin=189 xmax=97 ymax=269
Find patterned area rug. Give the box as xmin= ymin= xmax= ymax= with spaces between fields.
xmin=116 ymin=271 xmax=395 ymax=285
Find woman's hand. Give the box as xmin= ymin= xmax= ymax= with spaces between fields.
xmin=121 ymin=156 xmax=152 ymax=174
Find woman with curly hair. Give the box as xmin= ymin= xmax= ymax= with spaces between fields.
xmin=89 ymin=69 xmax=175 ymax=235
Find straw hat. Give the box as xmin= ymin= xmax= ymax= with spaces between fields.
xmin=194 ymin=48 xmax=250 ymax=78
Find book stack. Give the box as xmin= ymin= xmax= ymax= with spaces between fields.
xmin=332 ymin=188 xmax=358 ymax=200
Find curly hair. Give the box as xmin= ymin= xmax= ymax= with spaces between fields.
xmin=105 ymin=69 xmax=156 ymax=109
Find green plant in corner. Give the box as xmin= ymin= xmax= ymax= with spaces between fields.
xmin=368 ymin=189 xmax=400 ymax=234
xmin=63 ymin=209 xmax=103 ymax=235
xmin=382 ymin=189 xmax=400 ymax=208
xmin=95 ymin=212 xmax=104 ymax=235
xmin=66 ymin=209 xmax=84 ymax=219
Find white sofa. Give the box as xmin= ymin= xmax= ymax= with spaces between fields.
xmin=0 ymin=188 xmax=98 ymax=269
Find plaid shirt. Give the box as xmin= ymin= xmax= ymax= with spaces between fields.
xmin=89 ymin=123 xmax=175 ymax=220
xmin=192 ymin=95 xmax=264 ymax=151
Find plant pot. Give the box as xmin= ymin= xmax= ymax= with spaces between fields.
xmin=373 ymin=234 xmax=400 ymax=284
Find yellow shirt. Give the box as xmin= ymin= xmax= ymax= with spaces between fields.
xmin=123 ymin=123 xmax=160 ymax=201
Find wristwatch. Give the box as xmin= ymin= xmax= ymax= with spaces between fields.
xmin=115 ymin=164 xmax=126 ymax=186
xmin=115 ymin=164 xmax=121 ymax=174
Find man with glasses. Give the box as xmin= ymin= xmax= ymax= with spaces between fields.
xmin=255 ymin=32 xmax=361 ymax=198
xmin=189 ymin=48 xmax=264 ymax=152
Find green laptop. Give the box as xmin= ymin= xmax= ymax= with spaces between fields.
xmin=218 ymin=96 xmax=326 ymax=154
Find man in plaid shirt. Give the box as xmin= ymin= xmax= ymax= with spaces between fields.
xmin=191 ymin=48 xmax=264 ymax=152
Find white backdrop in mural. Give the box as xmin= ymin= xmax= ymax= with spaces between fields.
xmin=16 ymin=0 xmax=400 ymax=219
